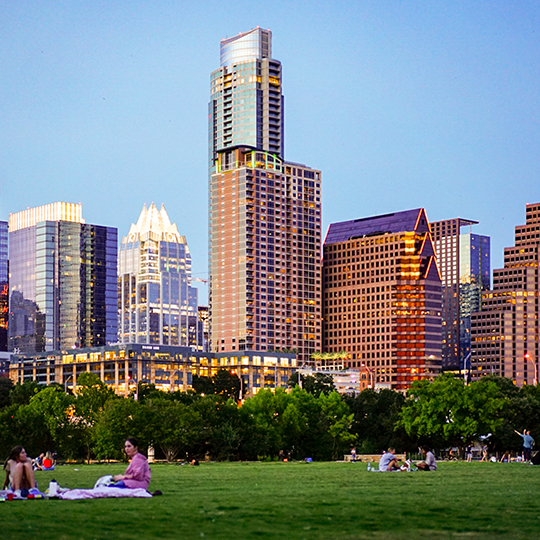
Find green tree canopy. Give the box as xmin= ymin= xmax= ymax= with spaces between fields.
xmin=399 ymin=374 xmax=507 ymax=448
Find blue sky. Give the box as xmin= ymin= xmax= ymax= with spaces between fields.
xmin=1 ymin=1 xmax=539 ymax=300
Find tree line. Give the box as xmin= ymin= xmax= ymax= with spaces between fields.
xmin=1 ymin=372 xmax=539 ymax=462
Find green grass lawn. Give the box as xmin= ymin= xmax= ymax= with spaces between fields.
xmin=2 ymin=461 xmax=540 ymax=539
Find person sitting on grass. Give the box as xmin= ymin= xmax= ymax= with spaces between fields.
xmin=379 ymin=448 xmax=401 ymax=471
xmin=42 ymin=451 xmax=55 ymax=470
xmin=33 ymin=453 xmax=45 ymax=471
xmin=2 ymin=446 xmax=37 ymax=493
xmin=500 ymin=451 xmax=511 ymax=463
xmin=417 ymin=446 xmax=437 ymax=471
xmin=111 ymin=437 xmax=151 ymax=490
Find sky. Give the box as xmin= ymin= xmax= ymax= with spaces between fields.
xmin=1 ymin=1 xmax=539 ymax=301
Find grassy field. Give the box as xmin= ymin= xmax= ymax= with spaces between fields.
xmin=2 ymin=460 xmax=540 ymax=539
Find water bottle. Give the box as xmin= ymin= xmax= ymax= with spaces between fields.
xmin=48 ymin=480 xmax=58 ymax=496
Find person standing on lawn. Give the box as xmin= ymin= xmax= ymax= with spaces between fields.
xmin=514 ymin=430 xmax=535 ymax=462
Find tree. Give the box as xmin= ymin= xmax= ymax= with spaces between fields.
xmin=213 ymin=369 xmax=241 ymax=400
xmin=345 ymin=388 xmax=414 ymax=454
xmin=73 ymin=372 xmax=117 ymax=462
xmin=0 ymin=377 xmax=13 ymax=409
xmin=9 ymin=381 xmax=41 ymax=406
xmin=25 ymin=386 xmax=77 ymax=458
xmin=399 ymin=374 xmax=507 ymax=449
xmin=147 ymin=399 xmax=202 ymax=462
xmin=192 ymin=374 xmax=215 ymax=396
xmin=288 ymin=372 xmax=335 ymax=396
xmin=92 ymin=398 xmax=154 ymax=460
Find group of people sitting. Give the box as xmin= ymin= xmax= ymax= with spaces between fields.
xmin=2 ymin=437 xmax=152 ymax=498
xmin=378 ymin=446 xmax=437 ymax=472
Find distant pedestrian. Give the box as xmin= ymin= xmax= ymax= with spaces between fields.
xmin=465 ymin=445 xmax=473 ymax=462
xmin=480 ymin=445 xmax=488 ymax=462
xmin=514 ymin=430 xmax=535 ymax=462
xmin=351 ymin=447 xmax=356 ymax=462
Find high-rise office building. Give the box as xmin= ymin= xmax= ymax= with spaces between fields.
xmin=208 ymin=29 xmax=322 ymax=362
xmin=322 ymin=209 xmax=442 ymax=391
xmin=118 ymin=203 xmax=200 ymax=348
xmin=0 ymin=221 xmax=8 ymax=351
xmin=209 ymin=27 xmax=283 ymax=172
xmin=8 ymin=202 xmax=118 ymax=353
xmin=471 ymin=202 xmax=540 ymax=385
xmin=431 ymin=219 xmax=490 ymax=371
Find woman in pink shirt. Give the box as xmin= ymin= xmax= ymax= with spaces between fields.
xmin=112 ymin=437 xmax=151 ymax=490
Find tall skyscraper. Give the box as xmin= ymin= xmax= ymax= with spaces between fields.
xmin=8 ymin=202 xmax=118 ymax=353
xmin=322 ymin=209 xmax=442 ymax=390
xmin=471 ymin=202 xmax=540 ymax=385
xmin=0 ymin=221 xmax=8 ymax=351
xmin=208 ymin=29 xmax=322 ymax=362
xmin=118 ymin=203 xmax=200 ymax=348
xmin=431 ymin=219 xmax=490 ymax=371
xmin=209 ymin=27 xmax=283 ymax=172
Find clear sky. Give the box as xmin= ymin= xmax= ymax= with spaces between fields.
xmin=1 ymin=1 xmax=539 ymax=301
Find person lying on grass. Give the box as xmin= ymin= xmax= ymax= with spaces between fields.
xmin=2 ymin=446 xmax=37 ymax=491
xmin=416 ymin=446 xmax=437 ymax=471
xmin=110 ymin=437 xmax=151 ymax=490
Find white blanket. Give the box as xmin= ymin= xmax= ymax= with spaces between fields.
xmin=60 ymin=487 xmax=152 ymax=500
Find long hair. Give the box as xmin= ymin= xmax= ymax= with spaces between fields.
xmin=4 ymin=446 xmax=24 ymax=470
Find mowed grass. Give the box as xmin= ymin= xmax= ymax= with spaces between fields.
xmin=2 ymin=461 xmax=540 ymax=539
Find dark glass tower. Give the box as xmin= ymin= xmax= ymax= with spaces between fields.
xmin=431 ymin=218 xmax=490 ymax=371
xmin=8 ymin=203 xmax=118 ymax=353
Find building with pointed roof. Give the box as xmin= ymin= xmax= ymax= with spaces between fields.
xmin=322 ymin=208 xmax=442 ymax=390
xmin=118 ymin=203 xmax=201 ymax=348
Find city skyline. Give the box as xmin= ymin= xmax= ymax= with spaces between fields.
xmin=1 ymin=1 xmax=539 ymax=299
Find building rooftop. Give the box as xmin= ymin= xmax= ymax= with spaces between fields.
xmin=324 ymin=209 xmax=428 ymax=244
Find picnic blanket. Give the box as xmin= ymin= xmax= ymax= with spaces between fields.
xmin=59 ymin=487 xmax=152 ymax=500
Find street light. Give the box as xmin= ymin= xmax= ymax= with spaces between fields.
xmin=525 ymin=353 xmax=537 ymax=386
xmin=64 ymin=374 xmax=73 ymax=394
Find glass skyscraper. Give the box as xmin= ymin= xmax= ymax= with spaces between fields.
xmin=208 ymin=29 xmax=322 ymax=364
xmin=118 ymin=203 xmax=200 ymax=348
xmin=8 ymin=202 xmax=118 ymax=353
xmin=209 ymin=27 xmax=283 ymax=173
xmin=431 ymin=218 xmax=490 ymax=371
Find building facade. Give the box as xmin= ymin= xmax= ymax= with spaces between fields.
xmin=118 ymin=203 xmax=201 ymax=349
xmin=208 ymin=30 xmax=322 ymax=362
xmin=471 ymin=202 xmax=540 ymax=385
xmin=322 ymin=209 xmax=442 ymax=391
xmin=9 ymin=343 xmax=297 ymax=398
xmin=431 ymin=218 xmax=490 ymax=371
xmin=8 ymin=202 xmax=118 ymax=353
xmin=0 ymin=220 xmax=8 ymax=351
xmin=209 ymin=27 xmax=283 ymax=172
